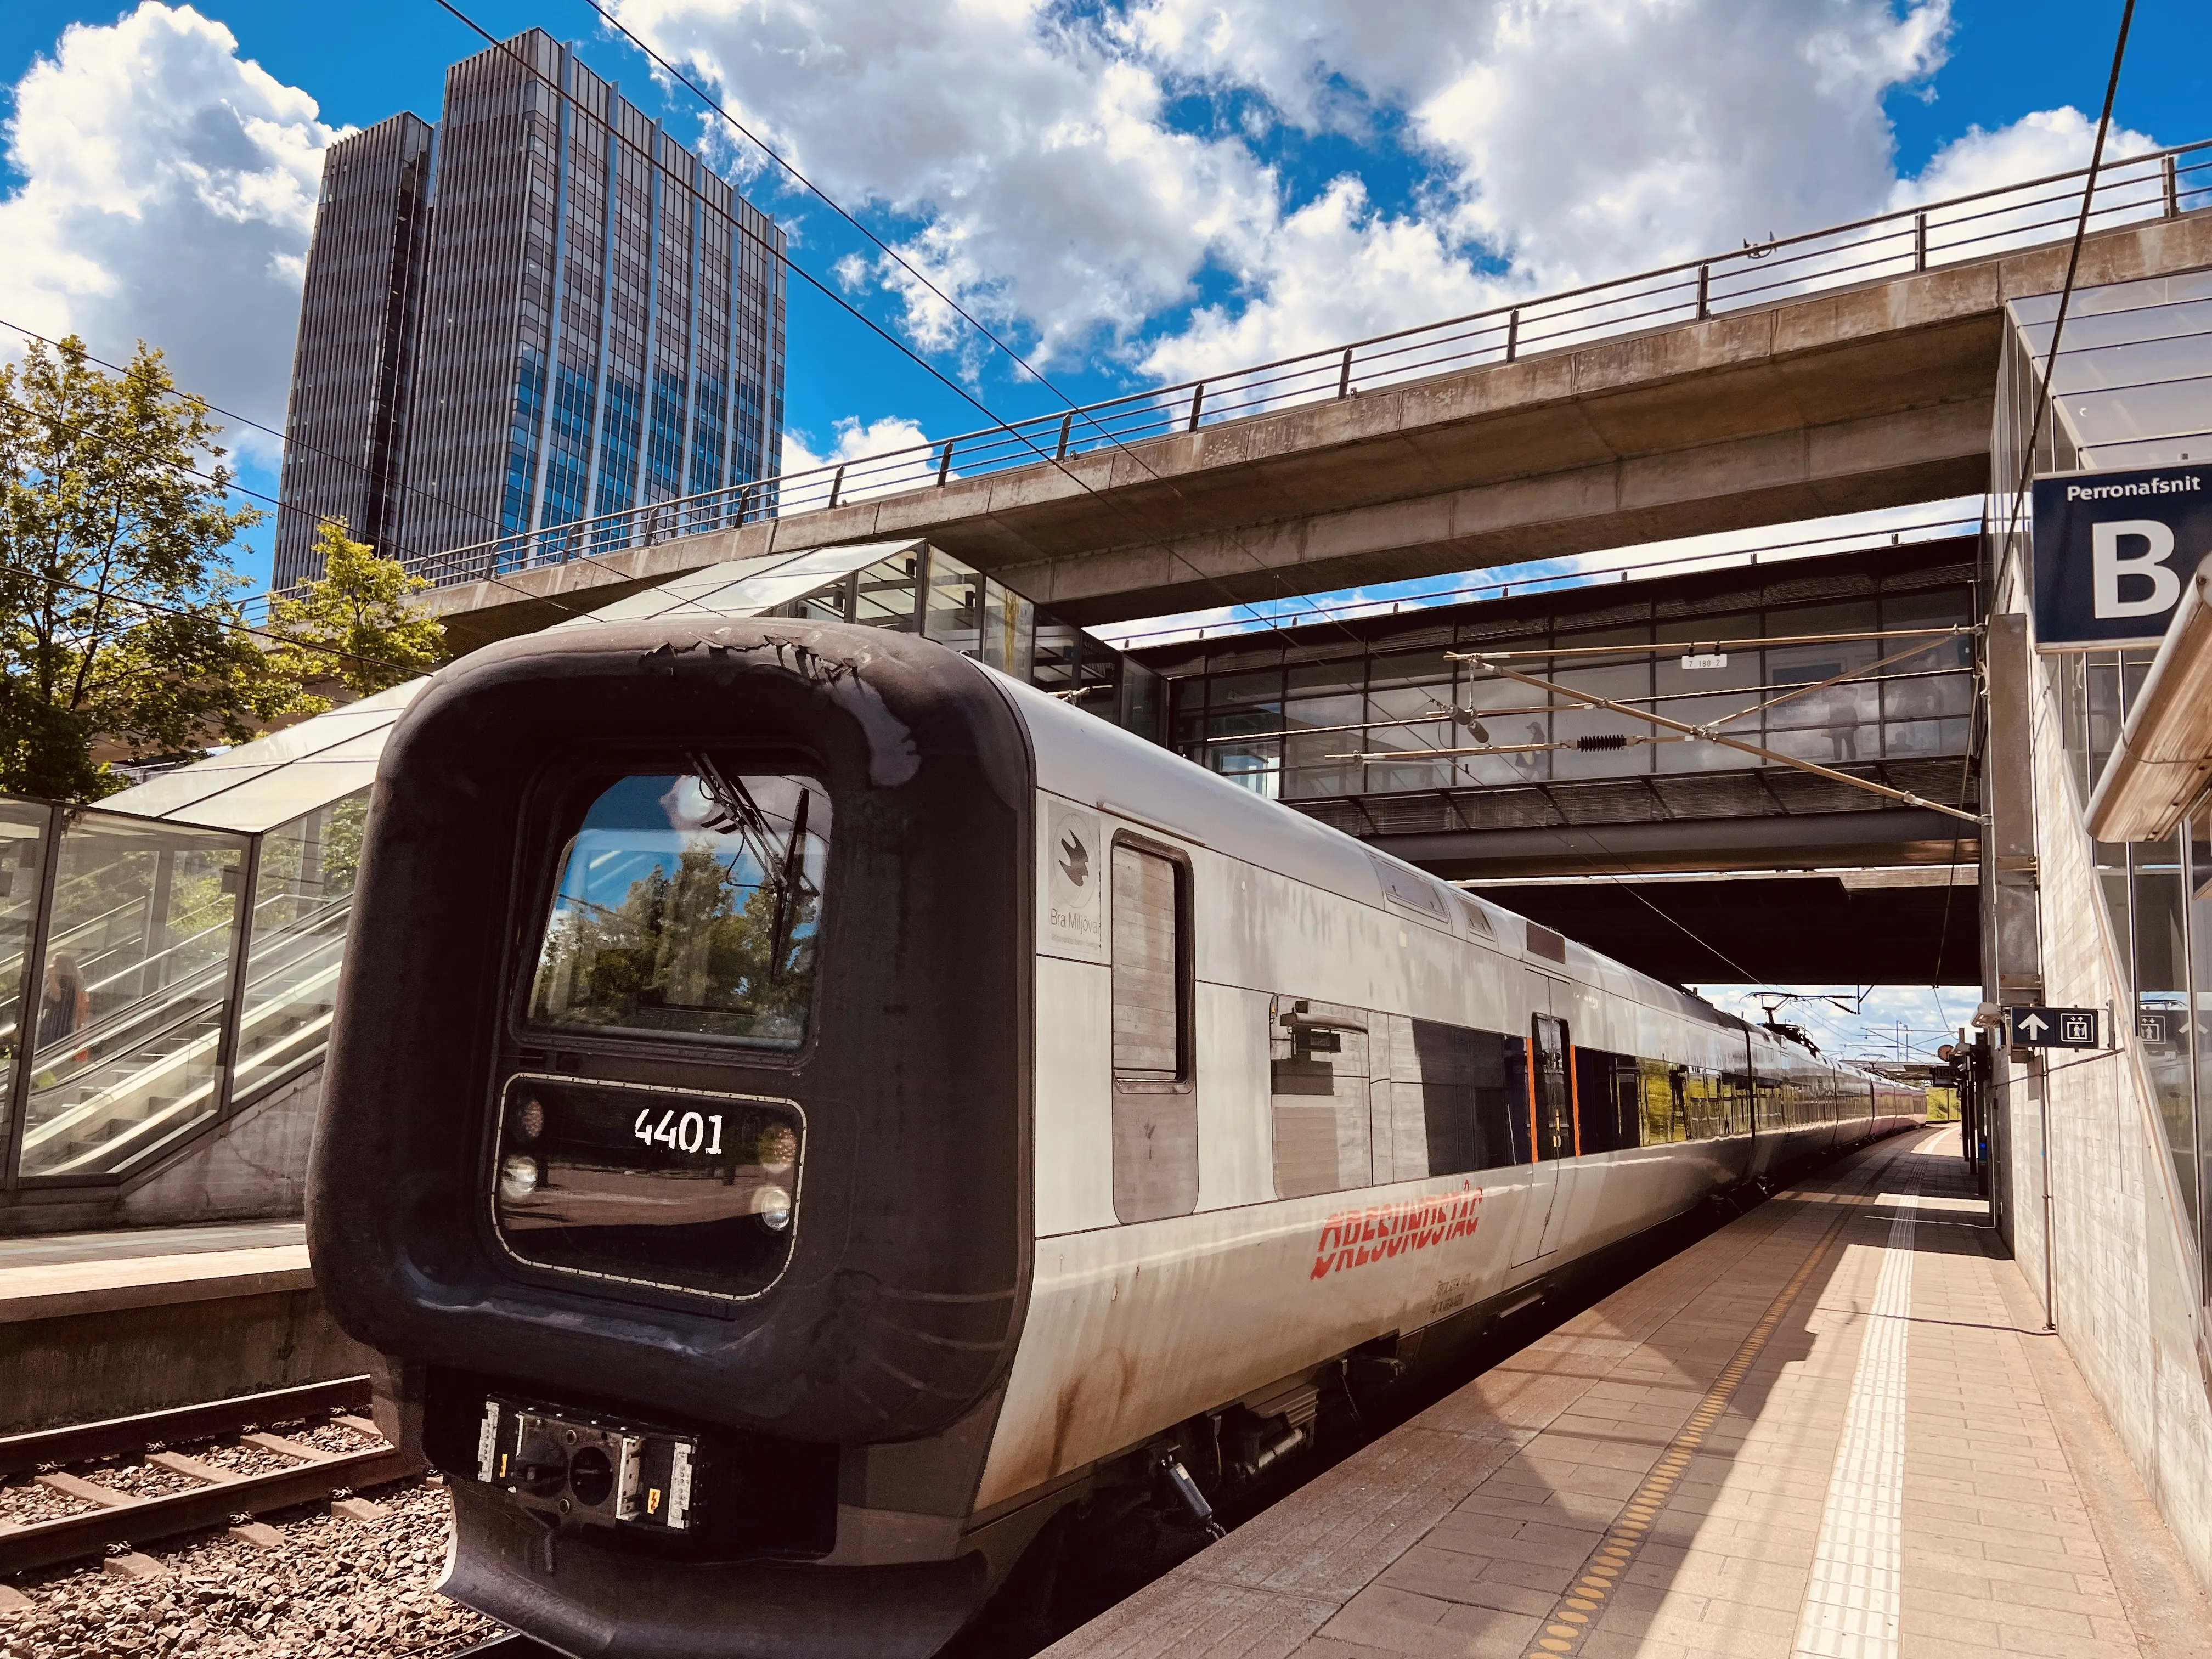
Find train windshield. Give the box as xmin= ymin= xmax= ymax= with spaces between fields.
xmin=529 ymin=765 xmax=831 ymax=1047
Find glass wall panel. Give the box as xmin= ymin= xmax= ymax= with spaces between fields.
xmin=1282 ymin=670 xmax=1363 ymax=797
xmin=850 ymin=552 xmax=920 ymax=629
xmin=0 ymin=800 xmax=53 ymax=1144
xmin=231 ymin=793 xmax=368 ymax=1105
xmin=1550 ymin=662 xmax=1653 ymax=778
xmin=922 ymin=549 xmax=982 ymax=657
xmin=1364 ymin=720 xmax=1455 ymax=793
xmin=979 ymin=579 xmax=1035 ymax=679
xmin=1212 ymin=740 xmax=1282 ymax=797
xmin=1765 ymin=628 xmax=1880 ymax=764
xmin=19 ymin=814 xmax=247 ymax=1179
xmin=2191 ymin=803 xmax=2212 ymax=1303
xmin=1461 ymin=675 xmax=1549 ymax=786
xmin=1653 ymin=628 xmax=1759 ymax=774
xmin=2135 ymin=841 xmax=2196 ymax=1242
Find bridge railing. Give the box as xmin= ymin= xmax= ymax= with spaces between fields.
xmin=415 ymin=140 xmax=2212 ymax=593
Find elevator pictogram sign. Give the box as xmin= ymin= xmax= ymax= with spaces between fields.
xmin=2005 ymin=1006 xmax=2100 ymax=1048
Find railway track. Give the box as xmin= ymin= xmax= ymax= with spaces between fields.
xmin=0 ymin=1376 xmax=417 ymax=1578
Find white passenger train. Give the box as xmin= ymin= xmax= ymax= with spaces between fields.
xmin=309 ymin=619 xmax=1921 ymax=1658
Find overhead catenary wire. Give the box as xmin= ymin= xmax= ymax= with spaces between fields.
xmin=0 ymin=313 xmax=520 ymax=560
xmin=1099 ymin=515 xmax=1986 ymax=648
xmin=1446 ymin=649 xmax=1982 ymax=825
xmin=421 ymin=0 xmax=1496 ymax=757
xmin=1991 ymin=0 xmax=2139 ymax=571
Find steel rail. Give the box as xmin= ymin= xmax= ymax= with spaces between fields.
xmin=0 ymin=1375 xmax=420 ymax=1577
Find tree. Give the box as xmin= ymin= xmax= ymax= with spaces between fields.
xmin=267 ymin=520 xmax=447 ymax=709
xmin=0 ymin=334 xmax=303 ymax=800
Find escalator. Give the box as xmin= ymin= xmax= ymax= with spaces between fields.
xmin=16 ymin=887 xmax=353 ymax=1180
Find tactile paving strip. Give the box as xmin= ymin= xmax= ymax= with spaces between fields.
xmin=1791 ymin=1190 xmax=1919 ymax=1659
xmin=1516 ymin=1197 xmax=1866 ymax=1658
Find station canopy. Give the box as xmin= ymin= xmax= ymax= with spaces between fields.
xmin=100 ymin=539 xmax=929 ymax=834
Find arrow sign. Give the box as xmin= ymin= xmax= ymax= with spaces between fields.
xmin=2006 ymin=1006 xmax=2099 ymax=1048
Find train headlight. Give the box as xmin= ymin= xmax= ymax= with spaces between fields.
xmin=491 ymin=1076 xmax=803 ymax=1300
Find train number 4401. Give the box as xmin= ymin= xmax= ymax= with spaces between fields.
xmin=632 ymin=1107 xmax=726 ymax=1156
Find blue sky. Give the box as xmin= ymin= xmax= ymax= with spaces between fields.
xmin=1 ymin=0 xmax=2205 ymax=599
xmin=3 ymin=1 xmax=2199 ymax=1058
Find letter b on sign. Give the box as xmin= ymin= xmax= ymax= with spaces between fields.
xmin=2092 ymin=520 xmax=2181 ymax=619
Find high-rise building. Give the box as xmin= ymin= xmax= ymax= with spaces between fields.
xmin=273 ymin=113 xmax=435 ymax=587
xmin=274 ymin=29 xmax=785 ymax=589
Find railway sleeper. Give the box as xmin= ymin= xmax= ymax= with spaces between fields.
xmin=0 ymin=1383 xmax=424 ymax=1581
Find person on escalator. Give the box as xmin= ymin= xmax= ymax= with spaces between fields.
xmin=38 ymin=952 xmax=91 ymax=1059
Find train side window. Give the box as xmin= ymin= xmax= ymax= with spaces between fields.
xmin=1684 ymin=1068 xmax=1726 ymax=1139
xmin=1270 ymin=998 xmax=1372 ymax=1198
xmin=1722 ymin=1071 xmax=1755 ymax=1136
xmin=1572 ymin=1048 xmax=1639 ymax=1154
xmin=1110 ymin=838 xmax=1197 ymax=1222
xmin=1276 ymin=1011 xmax=1525 ymax=1195
xmin=1531 ymin=1016 xmax=1573 ymax=1160
xmin=1638 ymin=1058 xmax=1690 ymax=1144
xmin=1401 ymin=1019 xmax=1522 ymax=1178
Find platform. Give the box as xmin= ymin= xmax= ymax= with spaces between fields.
xmin=0 ymin=1219 xmax=366 ymax=1435
xmin=1046 ymin=1128 xmax=2212 ymax=1659
xmin=0 ymin=1220 xmax=309 ymax=1323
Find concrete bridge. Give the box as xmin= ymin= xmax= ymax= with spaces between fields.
xmin=426 ymin=210 xmax=2212 ymax=650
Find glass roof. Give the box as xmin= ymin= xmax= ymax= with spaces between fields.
xmin=99 ymin=541 xmax=919 ymax=834
xmin=98 ymin=678 xmax=428 ymax=833
xmin=557 ymin=538 xmax=925 ymax=629
xmin=2010 ymin=269 xmax=2212 ymax=469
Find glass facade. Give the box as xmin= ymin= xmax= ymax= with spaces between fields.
xmin=749 ymin=543 xmax=1156 ymax=732
xmin=274 ymin=112 xmax=436 ymax=588
xmin=0 ymin=793 xmax=366 ymax=1190
xmin=278 ymin=29 xmax=785 ymax=583
xmin=1998 ymin=266 xmax=2212 ymax=1303
xmin=1159 ymin=573 xmax=1976 ymax=808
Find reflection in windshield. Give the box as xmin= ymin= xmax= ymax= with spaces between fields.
xmin=530 ymin=765 xmax=830 ymax=1046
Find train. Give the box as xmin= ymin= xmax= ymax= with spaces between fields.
xmin=306 ymin=617 xmax=1922 ymax=1658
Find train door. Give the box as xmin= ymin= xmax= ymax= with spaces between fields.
xmin=1511 ymin=1007 xmax=1575 ymax=1266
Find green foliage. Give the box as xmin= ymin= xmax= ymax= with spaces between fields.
xmin=317 ymin=793 xmax=371 ymax=895
xmin=533 ymin=846 xmax=820 ymax=1042
xmin=0 ymin=334 xmax=301 ymax=800
xmin=268 ymin=521 xmax=446 ymax=708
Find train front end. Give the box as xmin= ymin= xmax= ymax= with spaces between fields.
xmin=306 ymin=620 xmax=1034 ymax=1657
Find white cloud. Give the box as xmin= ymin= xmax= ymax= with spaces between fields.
xmin=1694 ymin=984 xmax=1977 ymax=1064
xmin=0 ymin=3 xmax=338 ymax=457
xmin=611 ymin=0 xmax=1988 ymax=387
xmin=1139 ymin=0 xmax=1954 ymax=290
xmin=1137 ymin=176 xmax=1503 ymax=384
xmin=1894 ymin=105 xmax=2162 ymax=208
xmin=1887 ymin=106 xmax=2167 ymax=270
xmin=614 ymin=0 xmax=1279 ymax=364
xmin=780 ymin=413 xmax=950 ymax=504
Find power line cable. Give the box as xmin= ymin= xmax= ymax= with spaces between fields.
xmin=423 ymin=1 xmax=1494 ymax=753
xmin=0 ymin=315 xmax=658 ymax=613
xmin=1991 ymin=0 xmax=2138 ymax=573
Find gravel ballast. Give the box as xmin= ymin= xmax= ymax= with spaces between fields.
xmin=0 ymin=1476 xmax=504 ymax=1659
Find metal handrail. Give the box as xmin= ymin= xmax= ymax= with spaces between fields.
xmin=413 ymin=140 xmax=2210 ymax=591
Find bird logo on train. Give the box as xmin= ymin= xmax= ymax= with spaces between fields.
xmin=1059 ymin=828 xmax=1090 ymax=890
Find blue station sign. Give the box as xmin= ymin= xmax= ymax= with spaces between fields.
xmin=2032 ymin=462 xmax=2212 ymax=649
